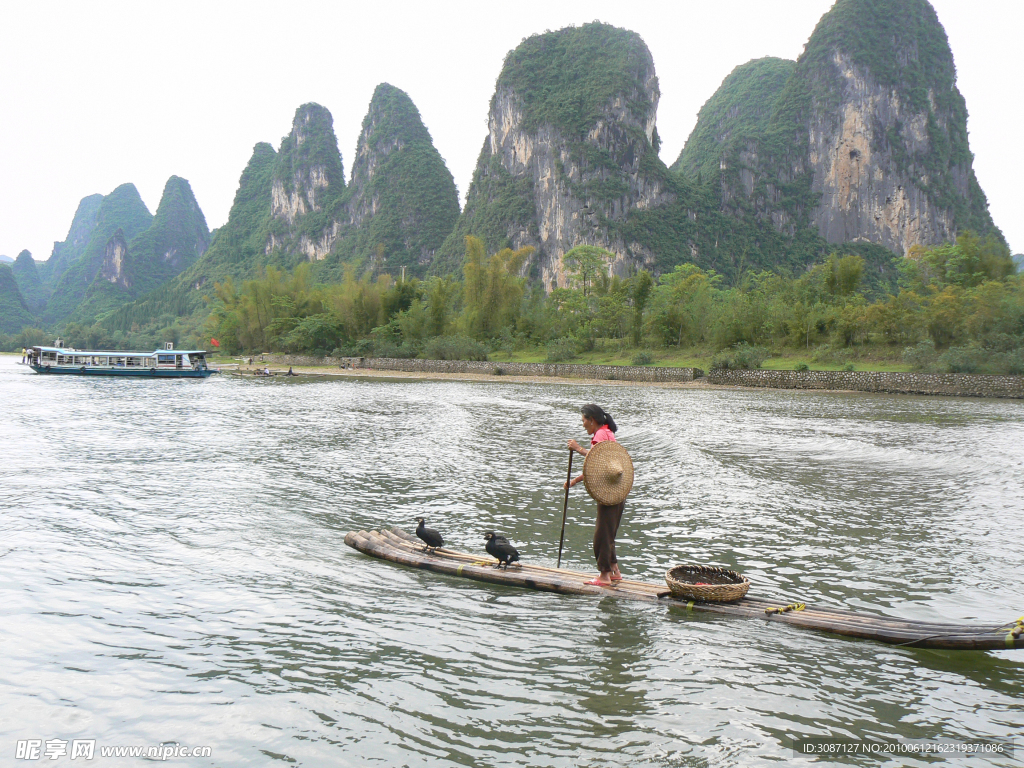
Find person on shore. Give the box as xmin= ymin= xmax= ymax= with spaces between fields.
xmin=564 ymin=404 xmax=626 ymax=587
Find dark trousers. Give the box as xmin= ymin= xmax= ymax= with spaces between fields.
xmin=593 ymin=502 xmax=625 ymax=573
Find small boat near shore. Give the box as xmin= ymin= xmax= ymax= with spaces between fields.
xmin=27 ymin=343 xmax=217 ymax=378
xmin=346 ymin=527 xmax=1024 ymax=651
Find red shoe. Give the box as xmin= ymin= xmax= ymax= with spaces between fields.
xmin=585 ymin=579 xmax=615 ymax=587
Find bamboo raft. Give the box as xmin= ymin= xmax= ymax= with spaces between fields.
xmin=345 ymin=528 xmax=1024 ymax=651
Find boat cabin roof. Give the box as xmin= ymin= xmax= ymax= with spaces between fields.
xmin=32 ymin=347 xmax=209 ymax=355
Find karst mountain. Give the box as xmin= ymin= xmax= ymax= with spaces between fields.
xmin=8 ymin=0 xmax=1005 ymax=336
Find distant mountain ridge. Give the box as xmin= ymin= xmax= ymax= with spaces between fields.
xmin=10 ymin=0 xmax=1008 ymax=338
xmin=42 ymin=183 xmax=154 ymax=323
xmin=106 ymin=85 xmax=460 ymax=332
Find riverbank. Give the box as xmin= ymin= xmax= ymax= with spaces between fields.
xmin=231 ymin=355 xmax=1024 ymax=398
xmin=224 ymin=360 xmax=709 ymax=389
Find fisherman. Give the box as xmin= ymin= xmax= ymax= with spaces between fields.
xmin=564 ymin=404 xmax=633 ymax=587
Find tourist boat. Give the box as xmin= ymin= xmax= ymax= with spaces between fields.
xmin=27 ymin=342 xmax=218 ymax=378
xmin=346 ymin=527 xmax=1024 ymax=651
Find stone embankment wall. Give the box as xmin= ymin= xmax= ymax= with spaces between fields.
xmin=261 ymin=355 xmax=1024 ymax=398
xmin=704 ymin=369 xmax=1024 ymax=399
xmin=264 ymin=355 xmax=703 ymax=382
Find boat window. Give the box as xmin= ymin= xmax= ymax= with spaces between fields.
xmin=158 ymin=354 xmax=175 ymax=365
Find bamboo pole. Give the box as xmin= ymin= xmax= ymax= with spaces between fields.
xmin=557 ymin=449 xmax=573 ymax=568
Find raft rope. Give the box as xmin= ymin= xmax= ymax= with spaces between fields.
xmin=765 ymin=603 xmax=806 ymax=616
xmin=456 ymin=560 xmax=501 ymax=575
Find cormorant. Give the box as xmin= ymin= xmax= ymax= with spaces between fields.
xmin=483 ymin=531 xmax=520 ymax=569
xmin=415 ymin=518 xmax=444 ymax=553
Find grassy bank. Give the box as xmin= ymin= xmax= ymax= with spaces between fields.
xmin=487 ymin=346 xmax=914 ymax=373
xmin=223 ymin=344 xmax=916 ymax=373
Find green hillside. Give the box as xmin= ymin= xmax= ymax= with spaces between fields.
xmin=68 ymin=177 xmax=211 ymax=323
xmin=323 ymin=83 xmax=459 ymax=280
xmin=0 ymin=264 xmax=35 ymax=334
xmin=12 ymin=250 xmax=47 ymax=313
xmin=38 ymin=194 xmax=103 ymax=288
xmin=671 ymin=57 xmax=795 ymax=180
xmin=127 ymin=176 xmax=211 ymax=295
xmin=495 ymin=21 xmax=658 ymax=138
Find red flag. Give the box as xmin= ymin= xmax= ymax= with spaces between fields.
xmin=210 ymin=338 xmax=220 ymax=347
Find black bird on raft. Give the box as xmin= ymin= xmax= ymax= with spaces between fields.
xmin=483 ymin=532 xmax=520 ymax=569
xmin=415 ymin=518 xmax=444 ymax=553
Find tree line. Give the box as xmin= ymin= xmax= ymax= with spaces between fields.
xmin=5 ymin=232 xmax=1020 ymax=375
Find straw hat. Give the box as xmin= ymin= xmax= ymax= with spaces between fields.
xmin=582 ymin=441 xmax=634 ymax=505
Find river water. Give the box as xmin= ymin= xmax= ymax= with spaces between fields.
xmin=1 ymin=355 xmax=1022 ymax=767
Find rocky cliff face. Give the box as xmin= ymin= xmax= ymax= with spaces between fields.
xmin=266 ymin=103 xmax=346 ymax=262
xmin=676 ymin=0 xmax=1002 ymax=258
xmin=805 ymin=49 xmax=966 ymax=254
xmin=434 ymin=23 xmax=675 ymax=284
xmin=100 ymin=229 xmax=130 ymax=289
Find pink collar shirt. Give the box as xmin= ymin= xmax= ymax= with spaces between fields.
xmin=591 ymin=425 xmax=616 ymax=445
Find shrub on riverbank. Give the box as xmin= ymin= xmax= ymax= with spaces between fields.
xmin=423 ymin=334 xmax=488 ymax=361
xmin=710 ymin=343 xmax=769 ymax=370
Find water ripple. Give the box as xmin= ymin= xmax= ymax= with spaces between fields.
xmin=1 ymin=357 xmax=1022 ymax=766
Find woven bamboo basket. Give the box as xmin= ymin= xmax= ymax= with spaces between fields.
xmin=665 ymin=565 xmax=750 ymax=602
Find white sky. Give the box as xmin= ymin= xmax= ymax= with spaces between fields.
xmin=1 ymin=0 xmax=1020 ymax=265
